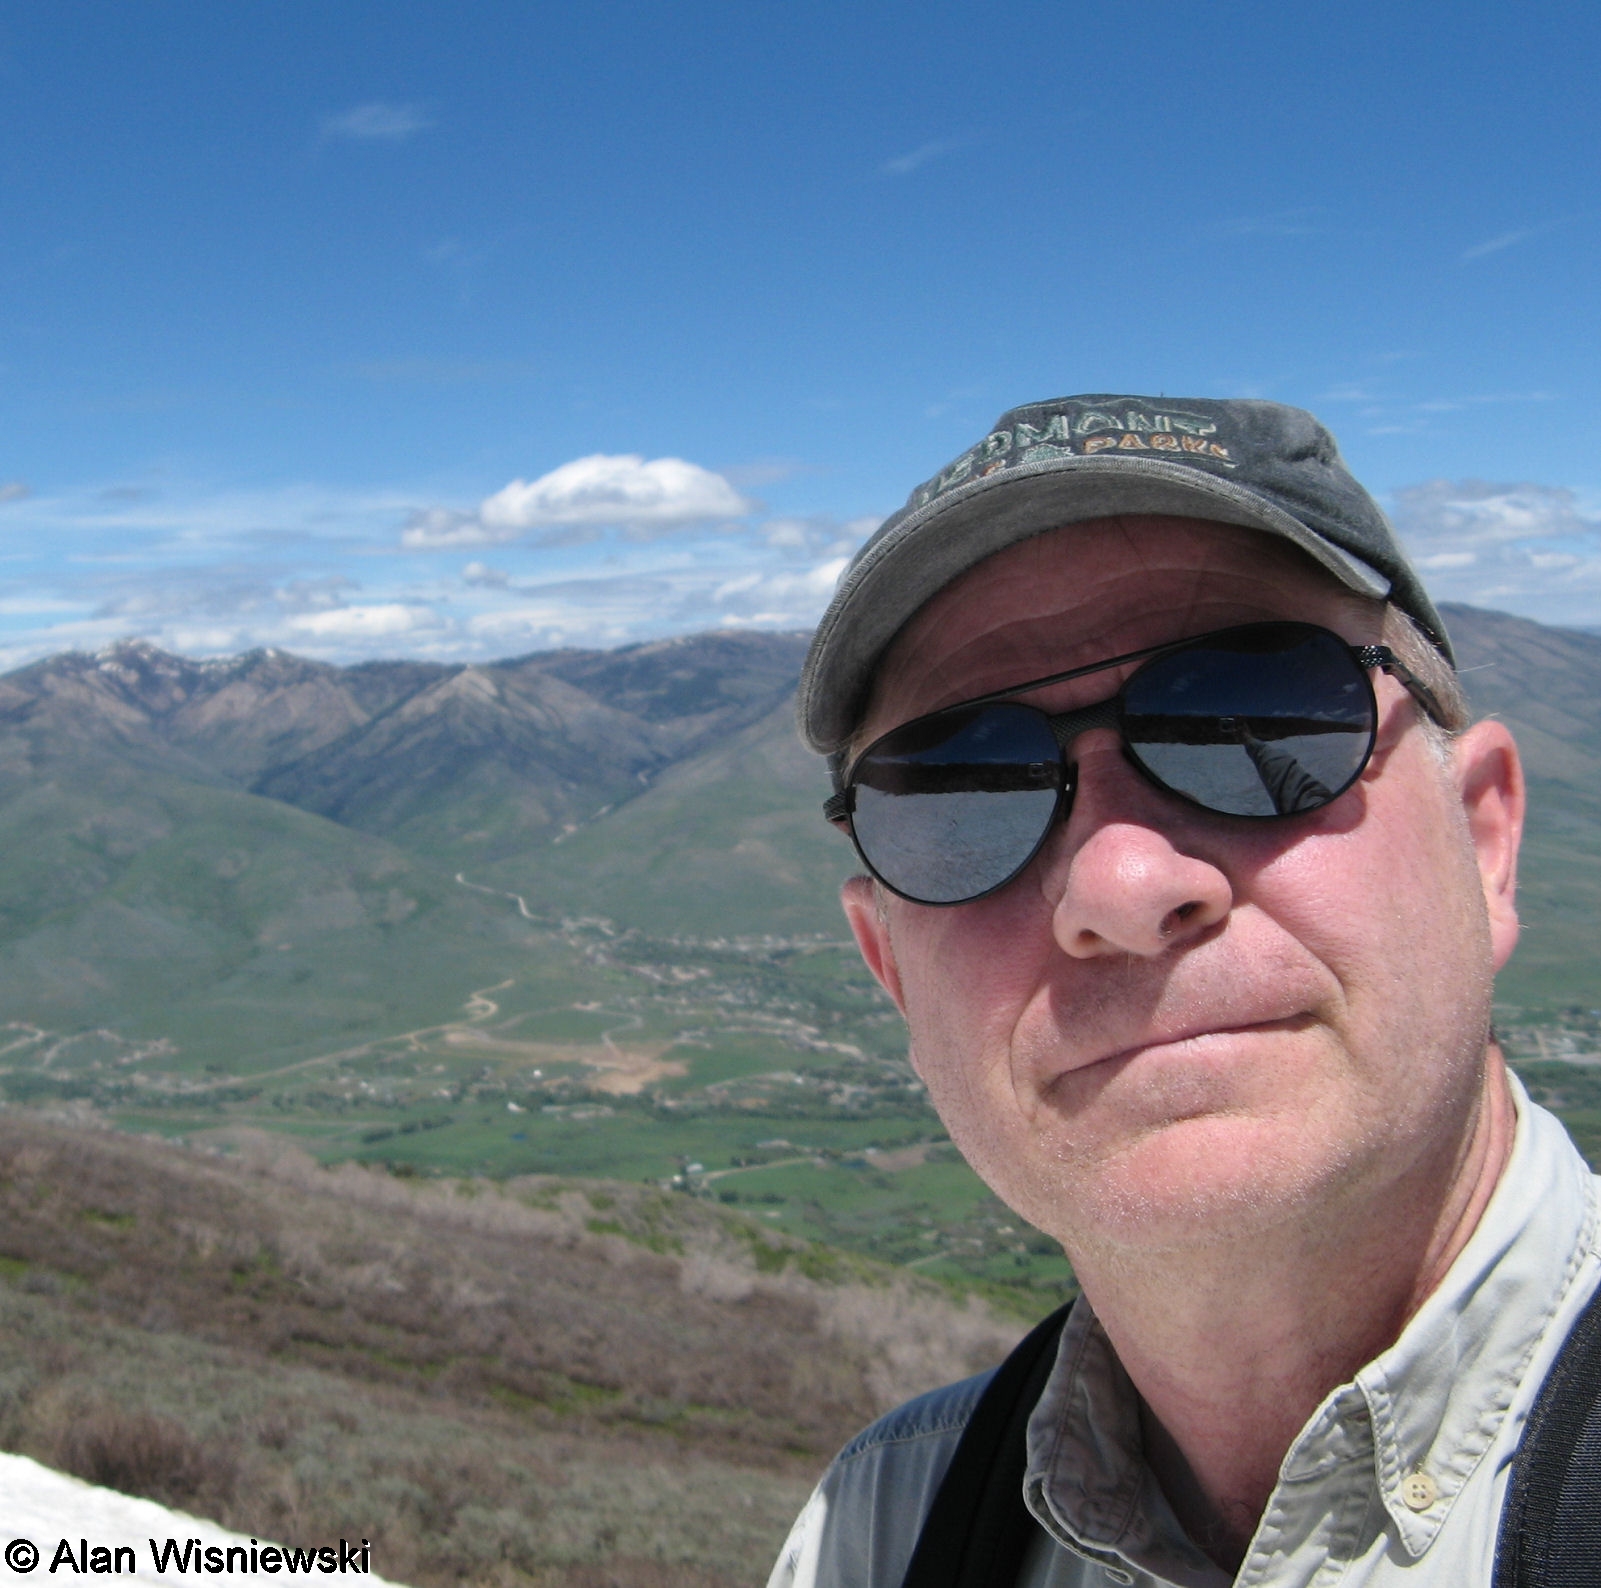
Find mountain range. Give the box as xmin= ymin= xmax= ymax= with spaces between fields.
xmin=0 ymin=604 xmax=1597 ymax=1061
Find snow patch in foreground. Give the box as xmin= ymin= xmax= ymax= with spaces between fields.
xmin=0 ymin=1453 xmax=405 ymax=1583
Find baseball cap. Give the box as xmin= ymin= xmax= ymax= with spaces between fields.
xmin=797 ymin=394 xmax=1452 ymax=756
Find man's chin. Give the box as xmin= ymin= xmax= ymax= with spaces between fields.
xmin=1003 ymin=1112 xmax=1359 ymax=1256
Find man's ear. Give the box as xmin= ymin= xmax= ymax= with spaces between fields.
xmin=841 ymin=874 xmax=908 ymax=1015
xmin=1451 ymin=720 xmax=1525 ymax=973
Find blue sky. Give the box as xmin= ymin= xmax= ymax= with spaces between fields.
xmin=1 ymin=0 xmax=1598 ymax=668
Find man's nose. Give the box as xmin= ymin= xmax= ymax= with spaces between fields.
xmin=1037 ymin=731 xmax=1234 ymax=958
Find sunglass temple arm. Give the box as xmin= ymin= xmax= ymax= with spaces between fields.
xmin=1354 ymin=645 xmax=1449 ymax=727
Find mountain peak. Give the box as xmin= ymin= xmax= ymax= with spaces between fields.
xmin=94 ymin=635 xmax=187 ymax=671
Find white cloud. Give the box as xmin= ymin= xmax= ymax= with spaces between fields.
xmin=0 ymin=481 xmax=29 ymax=504
xmin=0 ymin=473 xmax=884 ymax=671
xmin=759 ymin=513 xmax=881 ymax=556
xmin=0 ymin=595 xmax=80 ymax=615
xmin=400 ymin=507 xmax=511 ymax=549
xmin=1395 ymin=480 xmax=1595 ymax=549
xmin=763 ymin=519 xmax=810 ymax=550
xmin=1393 ymin=480 xmax=1601 ymax=625
xmin=480 ymin=454 xmax=749 ymax=535
xmin=712 ymin=557 xmax=848 ymax=614
xmin=1317 ymin=388 xmax=1557 ymax=434
xmin=720 ymin=457 xmax=805 ymax=489
xmin=320 ymin=102 xmax=433 ymax=142
xmin=288 ymin=604 xmax=439 ymax=639
xmin=401 ymin=454 xmax=752 ymax=551
xmin=449 ymin=551 xmax=855 ymax=653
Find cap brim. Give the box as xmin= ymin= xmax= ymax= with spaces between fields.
xmin=799 ymin=455 xmax=1393 ymax=753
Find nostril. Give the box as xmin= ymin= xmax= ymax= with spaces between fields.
xmin=1159 ymin=901 xmax=1201 ymax=939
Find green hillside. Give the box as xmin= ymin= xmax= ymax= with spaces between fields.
xmin=1436 ymin=604 xmax=1601 ymax=1014
xmin=0 ymin=737 xmax=570 ymax=1066
xmin=505 ymin=696 xmax=851 ymax=938
xmin=0 ymin=608 xmax=1595 ymax=1304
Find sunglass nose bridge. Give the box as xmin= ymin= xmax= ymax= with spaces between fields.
xmin=1045 ymin=695 xmax=1122 ymax=751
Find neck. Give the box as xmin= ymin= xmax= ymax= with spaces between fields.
xmin=1066 ymin=1051 xmax=1517 ymax=1573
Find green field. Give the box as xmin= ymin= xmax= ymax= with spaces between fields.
xmin=4 ymin=886 xmax=1596 ymax=1316
xmin=0 ymin=910 xmax=1078 ymax=1302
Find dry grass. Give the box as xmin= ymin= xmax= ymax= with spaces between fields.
xmin=0 ymin=1115 xmax=1023 ymax=1585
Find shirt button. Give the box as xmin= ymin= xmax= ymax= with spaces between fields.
xmin=1401 ymin=1470 xmax=1439 ymax=1511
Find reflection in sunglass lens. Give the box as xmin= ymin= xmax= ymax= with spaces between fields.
xmin=842 ymin=623 xmax=1386 ymax=905
xmin=1122 ymin=626 xmax=1376 ymax=818
xmin=849 ymin=703 xmax=1061 ymax=904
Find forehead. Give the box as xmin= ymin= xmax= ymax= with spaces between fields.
xmin=861 ymin=515 xmax=1375 ymax=738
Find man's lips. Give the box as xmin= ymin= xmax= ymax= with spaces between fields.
xmin=1042 ymin=1013 xmax=1316 ymax=1087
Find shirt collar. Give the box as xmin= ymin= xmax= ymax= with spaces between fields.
xmin=1022 ymin=1076 xmax=1598 ymax=1579
xmin=1348 ymin=1075 xmax=1597 ymax=1557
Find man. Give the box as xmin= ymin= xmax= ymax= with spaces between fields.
xmin=769 ymin=395 xmax=1601 ymax=1586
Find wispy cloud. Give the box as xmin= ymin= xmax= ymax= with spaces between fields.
xmin=1459 ymin=214 xmax=1578 ymax=263
xmin=1318 ymin=385 xmax=1558 ymax=436
xmin=1393 ymin=479 xmax=1601 ymax=625
xmin=0 ymin=482 xmax=30 ymax=504
xmin=320 ymin=102 xmax=433 ymax=142
xmin=1460 ymin=228 xmax=1537 ymax=262
xmin=288 ymin=603 xmax=440 ymax=640
xmin=1216 ymin=207 xmax=1325 ymax=238
xmin=0 ymin=469 xmax=880 ymax=672
xmin=881 ymin=139 xmax=960 ymax=176
xmin=718 ymin=457 xmax=807 ymax=490
xmin=338 ymin=358 xmax=533 ymax=386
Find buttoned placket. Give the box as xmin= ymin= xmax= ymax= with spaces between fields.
xmin=1018 ymin=1077 xmax=1599 ymax=1588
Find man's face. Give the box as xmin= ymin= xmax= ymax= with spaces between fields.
xmin=843 ymin=516 xmax=1522 ymax=1260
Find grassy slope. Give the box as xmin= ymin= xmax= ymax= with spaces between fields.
xmin=0 ymin=1117 xmax=1022 ymax=1587
xmin=502 ymin=697 xmax=853 ymax=939
xmin=0 ymin=733 xmax=602 ymax=1065
xmin=1443 ymin=605 xmax=1601 ymax=1013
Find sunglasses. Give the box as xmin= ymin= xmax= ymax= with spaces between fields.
xmin=823 ymin=621 xmax=1444 ymax=906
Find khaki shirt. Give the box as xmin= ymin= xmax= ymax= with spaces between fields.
xmin=769 ymin=1080 xmax=1601 ymax=1587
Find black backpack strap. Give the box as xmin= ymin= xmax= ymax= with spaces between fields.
xmin=895 ymin=1269 xmax=1601 ymax=1588
xmin=899 ymin=1299 xmax=1075 ymax=1588
xmin=1494 ymin=1276 xmax=1601 ymax=1587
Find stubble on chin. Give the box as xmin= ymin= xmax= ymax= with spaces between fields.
xmin=912 ymin=1004 xmax=1414 ymax=1265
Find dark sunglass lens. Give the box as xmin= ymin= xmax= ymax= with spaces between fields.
xmin=850 ymin=704 xmax=1061 ymax=903
xmin=1121 ymin=625 xmax=1376 ymax=817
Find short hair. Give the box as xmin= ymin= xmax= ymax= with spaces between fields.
xmin=1380 ymin=602 xmax=1470 ymax=737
